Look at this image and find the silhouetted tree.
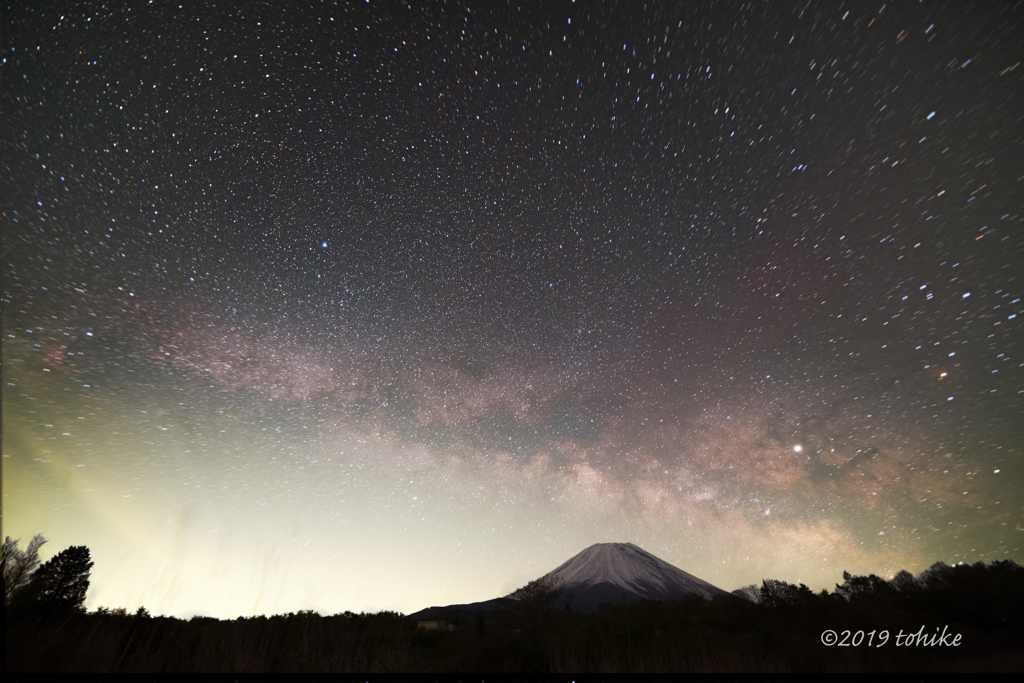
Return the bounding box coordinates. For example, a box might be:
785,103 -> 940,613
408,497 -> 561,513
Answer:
3,534 -> 48,606
20,545 -> 94,615
758,579 -> 816,609
916,561 -> 954,591
890,569 -> 919,595
731,584 -> 761,603
500,575 -> 571,618
834,571 -> 891,601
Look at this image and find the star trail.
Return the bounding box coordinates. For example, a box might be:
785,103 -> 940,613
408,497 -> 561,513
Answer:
3,1 -> 1022,619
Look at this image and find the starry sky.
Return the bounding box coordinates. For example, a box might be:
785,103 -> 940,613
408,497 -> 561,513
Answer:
3,0 -> 1022,619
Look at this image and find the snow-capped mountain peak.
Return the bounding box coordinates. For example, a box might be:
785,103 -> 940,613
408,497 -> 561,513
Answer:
542,542 -> 729,611
408,541 -> 731,619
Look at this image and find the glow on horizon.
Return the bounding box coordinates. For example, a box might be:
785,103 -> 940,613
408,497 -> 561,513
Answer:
4,413 -> 926,619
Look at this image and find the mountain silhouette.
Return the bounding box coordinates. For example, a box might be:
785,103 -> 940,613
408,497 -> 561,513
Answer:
409,542 -> 730,619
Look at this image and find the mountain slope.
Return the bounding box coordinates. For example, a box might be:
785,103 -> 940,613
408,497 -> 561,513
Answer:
543,542 -> 730,613
409,542 -> 730,619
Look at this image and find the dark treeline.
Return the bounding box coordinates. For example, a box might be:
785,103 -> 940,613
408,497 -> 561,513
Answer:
5,551 -> 1024,673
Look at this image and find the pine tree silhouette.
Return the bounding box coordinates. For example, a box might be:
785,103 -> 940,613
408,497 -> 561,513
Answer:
22,545 -> 94,615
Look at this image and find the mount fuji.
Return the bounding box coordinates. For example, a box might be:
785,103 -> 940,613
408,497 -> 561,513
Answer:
541,542 -> 731,613
409,542 -> 731,619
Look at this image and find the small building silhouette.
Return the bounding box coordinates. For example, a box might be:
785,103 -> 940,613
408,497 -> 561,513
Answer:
416,619 -> 455,631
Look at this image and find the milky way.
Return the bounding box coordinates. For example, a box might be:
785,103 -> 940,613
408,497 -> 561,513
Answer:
3,1 -> 1022,618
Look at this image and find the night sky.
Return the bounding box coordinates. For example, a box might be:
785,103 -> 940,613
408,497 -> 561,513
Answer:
3,1 -> 1022,619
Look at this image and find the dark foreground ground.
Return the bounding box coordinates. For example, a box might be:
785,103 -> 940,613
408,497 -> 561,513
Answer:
7,560 -> 1024,674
